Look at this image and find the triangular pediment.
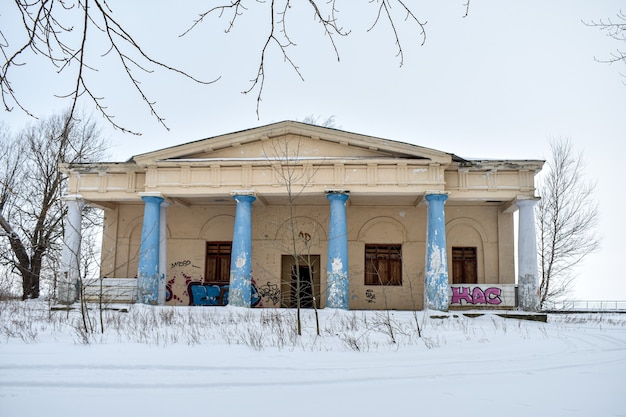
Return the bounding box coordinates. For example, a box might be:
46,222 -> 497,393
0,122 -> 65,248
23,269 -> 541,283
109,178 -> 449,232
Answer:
131,121 -> 453,166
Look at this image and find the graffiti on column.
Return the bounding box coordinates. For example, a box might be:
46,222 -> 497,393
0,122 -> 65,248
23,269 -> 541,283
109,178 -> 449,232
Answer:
365,289 -> 376,303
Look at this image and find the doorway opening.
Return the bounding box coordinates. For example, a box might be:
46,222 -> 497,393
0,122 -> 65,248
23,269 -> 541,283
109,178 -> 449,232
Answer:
281,255 -> 321,308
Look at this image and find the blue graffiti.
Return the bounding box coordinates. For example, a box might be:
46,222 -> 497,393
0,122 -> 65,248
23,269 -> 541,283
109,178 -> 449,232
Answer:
187,282 -> 261,307
188,283 -> 222,306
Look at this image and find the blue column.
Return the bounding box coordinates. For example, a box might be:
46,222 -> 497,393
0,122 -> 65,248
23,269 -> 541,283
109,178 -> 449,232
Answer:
424,192 -> 449,311
137,195 -> 164,305
516,198 -> 539,311
157,201 -> 169,306
228,193 -> 256,307
326,191 -> 350,309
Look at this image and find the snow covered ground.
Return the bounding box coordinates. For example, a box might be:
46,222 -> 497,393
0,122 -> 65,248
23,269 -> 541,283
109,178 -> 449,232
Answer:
1,301 -> 625,417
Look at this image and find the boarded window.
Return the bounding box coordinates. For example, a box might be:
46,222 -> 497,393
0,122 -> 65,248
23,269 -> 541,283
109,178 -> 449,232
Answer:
365,244 -> 402,286
452,247 -> 477,284
205,242 -> 232,284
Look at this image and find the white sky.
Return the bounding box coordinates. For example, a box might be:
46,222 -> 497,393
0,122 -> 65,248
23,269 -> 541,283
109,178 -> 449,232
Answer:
2,1 -> 625,300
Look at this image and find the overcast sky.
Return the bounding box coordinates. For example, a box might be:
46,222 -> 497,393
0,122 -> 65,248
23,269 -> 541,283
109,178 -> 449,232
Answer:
2,1 -> 625,300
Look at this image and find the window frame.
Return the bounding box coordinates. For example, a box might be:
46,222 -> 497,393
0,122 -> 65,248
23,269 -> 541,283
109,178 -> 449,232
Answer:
205,241 -> 232,285
364,244 -> 403,286
451,246 -> 478,284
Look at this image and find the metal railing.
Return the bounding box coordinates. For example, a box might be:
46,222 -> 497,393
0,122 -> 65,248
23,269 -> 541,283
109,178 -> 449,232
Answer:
547,300 -> 626,312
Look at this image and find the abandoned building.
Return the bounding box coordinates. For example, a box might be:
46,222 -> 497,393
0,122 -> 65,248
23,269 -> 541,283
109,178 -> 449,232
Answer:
57,121 -> 543,311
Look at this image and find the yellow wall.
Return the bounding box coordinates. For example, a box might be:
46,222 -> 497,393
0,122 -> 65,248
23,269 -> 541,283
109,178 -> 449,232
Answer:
101,201 -> 512,310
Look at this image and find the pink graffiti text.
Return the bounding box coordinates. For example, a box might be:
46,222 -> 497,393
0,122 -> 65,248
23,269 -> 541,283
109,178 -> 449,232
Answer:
451,286 -> 502,305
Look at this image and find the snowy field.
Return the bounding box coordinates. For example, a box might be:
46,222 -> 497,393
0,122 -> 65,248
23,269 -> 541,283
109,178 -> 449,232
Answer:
1,301 -> 625,417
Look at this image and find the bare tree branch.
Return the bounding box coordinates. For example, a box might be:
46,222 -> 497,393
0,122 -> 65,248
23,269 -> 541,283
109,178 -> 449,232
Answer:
184,1 -> 426,116
583,10 -> 626,83
367,0 -> 427,67
4,1 -> 430,131
0,111 -> 107,299
536,138 -> 600,308
2,1 -> 218,134
462,1 -> 471,18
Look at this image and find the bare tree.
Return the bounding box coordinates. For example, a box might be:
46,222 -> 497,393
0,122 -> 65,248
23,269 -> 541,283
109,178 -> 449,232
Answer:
0,112 -> 107,299
301,115 -> 337,128
584,11 -> 626,83
262,135 -> 322,336
536,138 -> 599,308
2,1 -> 429,133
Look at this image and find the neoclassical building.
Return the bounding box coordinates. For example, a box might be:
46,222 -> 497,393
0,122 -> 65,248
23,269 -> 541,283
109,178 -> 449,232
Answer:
58,121 -> 543,311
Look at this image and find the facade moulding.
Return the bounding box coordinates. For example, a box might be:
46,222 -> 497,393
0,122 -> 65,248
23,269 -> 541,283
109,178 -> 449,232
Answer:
56,121 -> 545,312
138,191 -> 165,199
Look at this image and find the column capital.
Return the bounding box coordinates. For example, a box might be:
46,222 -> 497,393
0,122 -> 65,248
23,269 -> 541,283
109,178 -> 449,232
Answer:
425,191 -> 449,204
139,191 -> 164,199
61,194 -> 83,202
515,197 -> 539,208
325,189 -> 350,195
230,189 -> 256,197
231,194 -> 256,205
325,190 -> 350,204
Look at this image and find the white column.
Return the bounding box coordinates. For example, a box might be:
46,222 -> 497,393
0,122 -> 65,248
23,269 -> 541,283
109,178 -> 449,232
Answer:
57,195 -> 84,304
516,198 -> 539,311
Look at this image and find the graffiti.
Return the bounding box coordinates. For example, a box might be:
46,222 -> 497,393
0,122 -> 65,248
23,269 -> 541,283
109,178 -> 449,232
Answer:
258,281 -> 281,305
166,272 -> 264,307
166,272 -> 196,304
365,289 -> 376,303
184,280 -> 262,307
165,277 -> 174,302
188,282 -> 223,306
170,260 -> 191,268
450,286 -> 502,305
298,231 -> 311,242
250,278 -> 262,308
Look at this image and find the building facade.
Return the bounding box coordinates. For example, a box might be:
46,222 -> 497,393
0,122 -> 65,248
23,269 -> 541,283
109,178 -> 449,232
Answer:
58,121 -> 543,311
